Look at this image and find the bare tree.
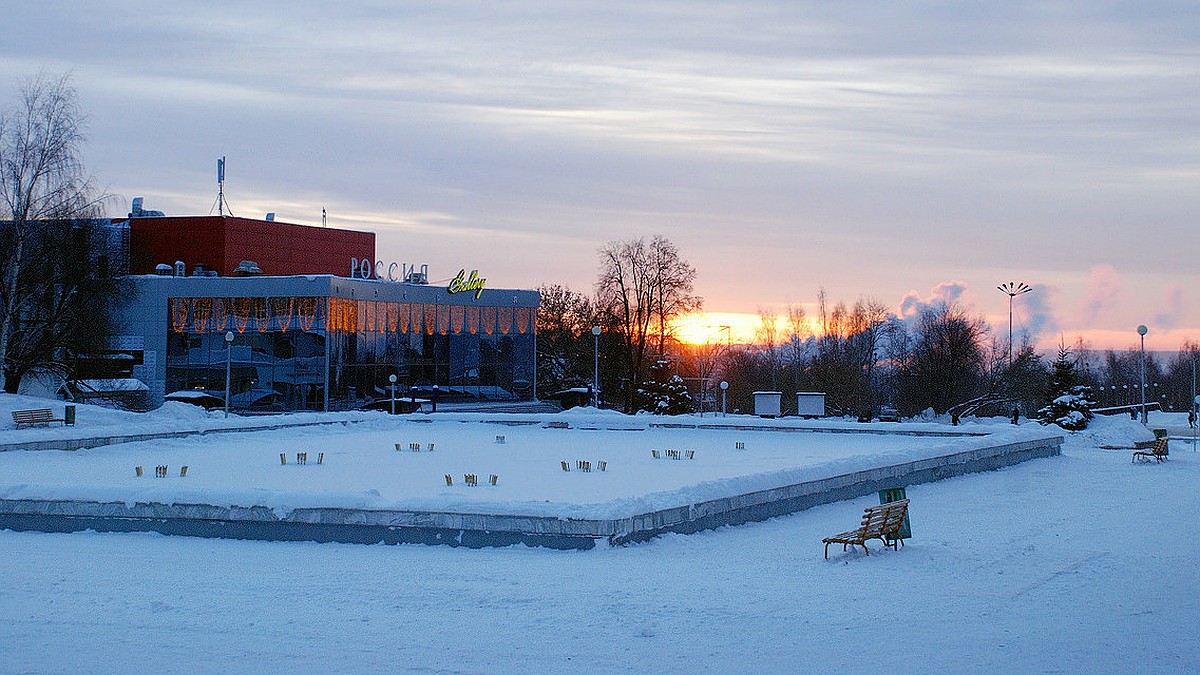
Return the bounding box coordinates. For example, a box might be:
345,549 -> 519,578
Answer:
594,236 -> 701,412
894,302 -> 989,415
784,303 -> 811,394
1164,341 -> 1199,412
756,307 -> 781,390
1,73 -> 108,391
534,284 -> 595,395
648,236 -> 701,354
805,290 -> 890,416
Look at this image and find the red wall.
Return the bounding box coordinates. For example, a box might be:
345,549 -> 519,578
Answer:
128,216 -> 375,276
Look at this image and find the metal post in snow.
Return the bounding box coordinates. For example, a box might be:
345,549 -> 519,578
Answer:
224,331 -> 234,418
1138,325 -> 1148,424
389,374 -> 397,415
592,325 -> 601,408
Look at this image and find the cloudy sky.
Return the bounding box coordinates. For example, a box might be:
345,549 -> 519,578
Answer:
4,2 -> 1198,350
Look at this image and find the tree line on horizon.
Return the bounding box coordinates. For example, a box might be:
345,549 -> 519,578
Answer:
541,243 -> 1200,421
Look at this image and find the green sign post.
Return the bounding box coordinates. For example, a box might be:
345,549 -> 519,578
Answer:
879,487 -> 912,540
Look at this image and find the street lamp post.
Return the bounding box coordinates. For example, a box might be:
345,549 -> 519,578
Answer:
591,325 -> 601,408
1138,325 -> 1148,424
720,380 -> 728,417
997,282 -> 1033,369
224,331 -> 234,418
389,374 -> 397,415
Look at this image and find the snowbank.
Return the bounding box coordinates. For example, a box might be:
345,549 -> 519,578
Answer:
1078,414 -> 1156,448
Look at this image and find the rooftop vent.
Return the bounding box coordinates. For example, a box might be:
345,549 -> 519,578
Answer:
232,260 -> 264,276
129,197 -> 165,218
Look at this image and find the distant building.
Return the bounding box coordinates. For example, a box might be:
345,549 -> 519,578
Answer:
101,201 -> 537,411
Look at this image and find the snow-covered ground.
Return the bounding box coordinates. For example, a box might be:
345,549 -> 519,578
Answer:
1,393 -> 1070,520
0,402 -> 1060,520
1,397 -> 1197,672
0,392 -> 379,444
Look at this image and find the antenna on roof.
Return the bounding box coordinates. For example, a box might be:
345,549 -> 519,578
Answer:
212,156 -> 234,216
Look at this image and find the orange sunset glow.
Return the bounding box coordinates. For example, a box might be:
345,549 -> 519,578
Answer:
671,312 -> 802,345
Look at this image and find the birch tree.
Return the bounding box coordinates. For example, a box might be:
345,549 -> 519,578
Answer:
1,74 -> 107,391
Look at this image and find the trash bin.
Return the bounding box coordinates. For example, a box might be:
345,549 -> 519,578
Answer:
879,487 -> 912,540
64,405 -> 76,426
1152,428 -> 1167,440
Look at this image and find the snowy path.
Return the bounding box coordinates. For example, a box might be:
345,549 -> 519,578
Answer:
2,436 -> 1197,673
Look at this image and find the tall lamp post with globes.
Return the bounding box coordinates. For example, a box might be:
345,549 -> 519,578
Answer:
591,325 -> 602,408
223,331 -> 234,418
720,380 -> 728,417
997,282 -> 1033,369
1137,325 -> 1148,424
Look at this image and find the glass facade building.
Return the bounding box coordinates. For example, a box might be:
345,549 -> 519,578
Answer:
115,275 -> 538,412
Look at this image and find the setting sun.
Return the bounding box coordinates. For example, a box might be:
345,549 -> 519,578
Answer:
672,311 -> 827,345
671,313 -> 764,345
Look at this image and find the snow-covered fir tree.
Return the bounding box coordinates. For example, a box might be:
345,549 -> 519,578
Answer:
1037,343 -> 1095,431
636,359 -> 693,415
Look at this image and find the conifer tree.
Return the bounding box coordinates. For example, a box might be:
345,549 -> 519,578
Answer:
1037,343 -> 1094,431
636,359 -> 692,415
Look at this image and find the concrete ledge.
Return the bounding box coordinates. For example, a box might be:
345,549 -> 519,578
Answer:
0,434 -> 1062,550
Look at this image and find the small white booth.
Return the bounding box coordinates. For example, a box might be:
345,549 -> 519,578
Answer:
796,392 -> 826,418
753,391 -> 782,418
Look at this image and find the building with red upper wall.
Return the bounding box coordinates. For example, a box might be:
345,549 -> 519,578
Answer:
127,215 -> 375,277
93,201 -> 538,413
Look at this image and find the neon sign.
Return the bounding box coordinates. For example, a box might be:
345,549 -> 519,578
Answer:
447,269 -> 487,299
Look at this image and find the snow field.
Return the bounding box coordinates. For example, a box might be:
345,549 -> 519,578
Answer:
0,415 -> 1049,521
1,431 -> 1197,673
1,394 -> 1192,672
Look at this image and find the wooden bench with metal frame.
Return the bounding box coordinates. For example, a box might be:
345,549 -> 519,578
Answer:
12,408 -> 64,428
823,499 -> 910,559
1132,437 -> 1169,463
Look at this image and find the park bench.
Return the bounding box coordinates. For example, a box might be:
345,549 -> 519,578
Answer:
823,499 -> 910,559
1132,437 -> 1169,463
12,408 -> 64,428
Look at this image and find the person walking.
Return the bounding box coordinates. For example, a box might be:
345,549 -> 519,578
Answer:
1189,409 -> 1196,429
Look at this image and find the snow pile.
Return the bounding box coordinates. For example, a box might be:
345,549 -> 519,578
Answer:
1076,414 -> 1155,448
0,392 -> 379,442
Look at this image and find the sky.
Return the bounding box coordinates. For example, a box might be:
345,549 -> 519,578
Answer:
3,2 -> 1198,350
